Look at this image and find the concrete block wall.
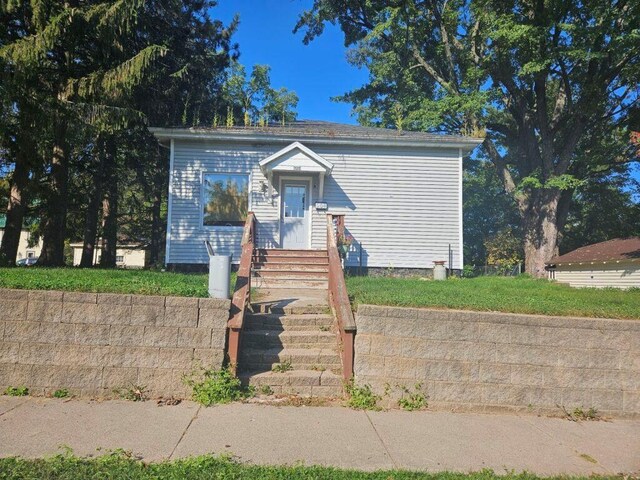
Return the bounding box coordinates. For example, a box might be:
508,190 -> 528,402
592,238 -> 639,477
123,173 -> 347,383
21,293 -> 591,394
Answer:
0,289 -> 230,398
354,305 -> 640,416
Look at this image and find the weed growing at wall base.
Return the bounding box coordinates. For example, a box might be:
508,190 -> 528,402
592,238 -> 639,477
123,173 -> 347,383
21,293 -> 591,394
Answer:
3,386 -> 28,397
345,380 -> 381,410
184,367 -> 253,406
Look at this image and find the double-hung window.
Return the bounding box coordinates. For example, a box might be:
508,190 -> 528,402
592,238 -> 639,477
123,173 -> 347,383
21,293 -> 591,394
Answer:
202,173 -> 249,227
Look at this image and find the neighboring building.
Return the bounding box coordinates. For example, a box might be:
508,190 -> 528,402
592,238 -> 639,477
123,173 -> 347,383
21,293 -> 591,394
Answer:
69,242 -> 150,269
151,120 -> 481,272
0,214 -> 42,262
546,237 -> 640,289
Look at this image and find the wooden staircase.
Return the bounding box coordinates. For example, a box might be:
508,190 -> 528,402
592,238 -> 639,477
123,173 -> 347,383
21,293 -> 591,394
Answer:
238,302 -> 343,397
227,214 -> 355,399
251,249 -> 329,289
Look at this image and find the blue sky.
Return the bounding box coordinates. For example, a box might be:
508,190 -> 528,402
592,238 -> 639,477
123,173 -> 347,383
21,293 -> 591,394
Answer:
213,0 -> 368,124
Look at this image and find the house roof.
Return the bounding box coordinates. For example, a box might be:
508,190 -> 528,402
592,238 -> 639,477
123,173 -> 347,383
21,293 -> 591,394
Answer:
150,120 -> 483,152
547,237 -> 640,265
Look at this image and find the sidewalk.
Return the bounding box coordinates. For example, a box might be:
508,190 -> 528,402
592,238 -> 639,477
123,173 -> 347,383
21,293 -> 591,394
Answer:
0,397 -> 638,476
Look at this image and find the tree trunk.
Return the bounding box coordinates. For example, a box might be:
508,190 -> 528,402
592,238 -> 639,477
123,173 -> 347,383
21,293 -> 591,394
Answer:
38,119 -> 68,267
521,191 -> 561,277
80,135 -> 106,267
100,136 -> 118,268
0,149 -> 30,266
149,148 -> 166,266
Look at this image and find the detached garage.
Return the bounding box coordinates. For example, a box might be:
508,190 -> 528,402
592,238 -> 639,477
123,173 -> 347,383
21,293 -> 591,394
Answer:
546,237 -> 640,289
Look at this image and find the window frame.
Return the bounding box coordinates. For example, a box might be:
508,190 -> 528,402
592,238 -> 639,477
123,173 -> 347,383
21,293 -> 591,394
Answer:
200,170 -> 252,230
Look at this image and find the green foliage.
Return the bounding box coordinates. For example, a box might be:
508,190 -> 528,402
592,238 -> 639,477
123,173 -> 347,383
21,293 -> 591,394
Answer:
184,367 -> 253,406
0,452 -> 614,479
463,158 -> 522,265
397,383 -> 428,411
484,228 -> 523,273
561,406 -> 600,422
0,268 -> 223,297
4,386 -> 28,396
295,0 -> 640,273
345,380 -> 381,410
222,61 -> 298,127
52,389 -> 69,399
272,361 -> 293,373
115,385 -> 147,402
346,275 -> 640,320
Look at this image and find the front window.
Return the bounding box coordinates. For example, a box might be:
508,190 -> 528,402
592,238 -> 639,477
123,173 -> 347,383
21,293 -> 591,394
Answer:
202,173 -> 249,227
115,255 -> 124,263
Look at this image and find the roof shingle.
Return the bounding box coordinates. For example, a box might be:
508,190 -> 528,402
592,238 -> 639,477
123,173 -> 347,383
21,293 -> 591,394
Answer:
548,237 -> 640,264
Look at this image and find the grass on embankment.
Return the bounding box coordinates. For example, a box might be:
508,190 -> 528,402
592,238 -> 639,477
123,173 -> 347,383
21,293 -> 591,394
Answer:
346,275 -> 640,320
0,268 -> 225,298
0,454 -> 620,480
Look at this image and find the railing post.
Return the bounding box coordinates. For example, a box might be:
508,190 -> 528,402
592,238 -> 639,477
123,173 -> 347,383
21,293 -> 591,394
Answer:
326,213 -> 356,382
226,212 -> 255,375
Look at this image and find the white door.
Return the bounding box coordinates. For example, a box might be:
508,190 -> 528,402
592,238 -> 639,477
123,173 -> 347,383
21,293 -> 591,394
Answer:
281,182 -> 309,249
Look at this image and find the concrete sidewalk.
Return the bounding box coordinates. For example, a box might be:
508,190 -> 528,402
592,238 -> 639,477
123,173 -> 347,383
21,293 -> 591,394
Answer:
0,397 -> 638,476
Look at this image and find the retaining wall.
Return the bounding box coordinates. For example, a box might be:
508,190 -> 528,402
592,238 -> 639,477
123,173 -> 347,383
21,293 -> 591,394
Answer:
0,288 -> 229,398
354,305 -> 640,416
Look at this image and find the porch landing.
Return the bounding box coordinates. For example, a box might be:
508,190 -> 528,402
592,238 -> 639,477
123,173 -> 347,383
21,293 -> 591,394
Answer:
251,288 -> 329,312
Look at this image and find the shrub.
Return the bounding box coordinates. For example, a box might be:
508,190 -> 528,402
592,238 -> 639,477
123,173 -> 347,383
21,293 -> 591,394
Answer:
184,367 -> 253,406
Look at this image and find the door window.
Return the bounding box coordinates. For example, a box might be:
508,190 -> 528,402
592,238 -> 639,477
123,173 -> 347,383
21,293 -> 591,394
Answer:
284,185 -> 306,218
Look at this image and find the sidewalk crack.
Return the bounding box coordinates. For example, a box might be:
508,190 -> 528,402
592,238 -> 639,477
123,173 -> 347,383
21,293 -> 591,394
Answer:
0,399 -> 29,417
364,411 -> 398,468
169,405 -> 201,460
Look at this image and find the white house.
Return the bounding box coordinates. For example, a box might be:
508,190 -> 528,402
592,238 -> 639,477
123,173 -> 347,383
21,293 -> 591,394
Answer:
151,121 -> 481,272
0,215 -> 42,262
546,237 -> 640,289
69,242 -> 150,269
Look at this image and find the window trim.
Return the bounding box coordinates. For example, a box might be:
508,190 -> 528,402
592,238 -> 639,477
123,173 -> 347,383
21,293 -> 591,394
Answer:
200,170 -> 252,230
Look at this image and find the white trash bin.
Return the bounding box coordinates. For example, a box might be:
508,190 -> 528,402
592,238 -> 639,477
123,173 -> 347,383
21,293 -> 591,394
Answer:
205,241 -> 231,299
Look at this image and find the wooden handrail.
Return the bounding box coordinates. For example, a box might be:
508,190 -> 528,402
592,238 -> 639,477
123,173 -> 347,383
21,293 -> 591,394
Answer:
326,214 -> 356,380
227,212 -> 255,373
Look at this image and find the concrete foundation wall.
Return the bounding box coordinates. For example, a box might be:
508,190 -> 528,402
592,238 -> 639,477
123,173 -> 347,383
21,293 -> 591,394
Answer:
354,305 -> 640,416
0,288 -> 230,398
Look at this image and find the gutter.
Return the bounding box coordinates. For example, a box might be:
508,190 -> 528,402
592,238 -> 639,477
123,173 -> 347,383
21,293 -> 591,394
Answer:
148,127 -> 483,153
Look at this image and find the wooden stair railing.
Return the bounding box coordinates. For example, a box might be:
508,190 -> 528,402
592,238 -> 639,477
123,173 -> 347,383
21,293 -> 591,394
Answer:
326,214 -> 357,380
227,212 -> 255,374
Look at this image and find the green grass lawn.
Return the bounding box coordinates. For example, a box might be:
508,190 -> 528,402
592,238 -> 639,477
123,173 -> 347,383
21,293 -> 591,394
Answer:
0,454 -> 619,480
0,268 -> 229,298
346,275 -> 640,320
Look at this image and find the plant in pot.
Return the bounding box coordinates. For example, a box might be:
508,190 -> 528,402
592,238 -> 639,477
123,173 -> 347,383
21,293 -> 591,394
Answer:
337,233 -> 353,258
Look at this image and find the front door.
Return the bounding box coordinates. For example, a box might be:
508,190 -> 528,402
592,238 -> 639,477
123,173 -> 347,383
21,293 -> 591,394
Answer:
281,181 -> 309,249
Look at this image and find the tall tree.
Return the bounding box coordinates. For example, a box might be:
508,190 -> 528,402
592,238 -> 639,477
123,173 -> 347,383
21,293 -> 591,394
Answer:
296,0 -> 640,276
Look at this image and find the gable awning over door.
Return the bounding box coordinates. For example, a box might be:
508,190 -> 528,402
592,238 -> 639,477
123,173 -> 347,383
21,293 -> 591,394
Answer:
259,142 -> 333,199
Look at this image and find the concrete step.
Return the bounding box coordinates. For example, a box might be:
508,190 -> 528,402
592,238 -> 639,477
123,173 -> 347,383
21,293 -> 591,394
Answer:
244,313 -> 334,330
243,330 -> 336,348
254,249 -> 328,257
252,270 -> 329,279
240,370 -> 343,397
239,348 -> 342,371
253,263 -> 329,272
253,256 -> 329,265
251,277 -> 328,290
250,304 -> 330,315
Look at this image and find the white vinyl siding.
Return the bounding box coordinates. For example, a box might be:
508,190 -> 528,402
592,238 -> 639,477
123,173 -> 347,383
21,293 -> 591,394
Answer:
552,263 -> 640,289
167,140 -> 463,269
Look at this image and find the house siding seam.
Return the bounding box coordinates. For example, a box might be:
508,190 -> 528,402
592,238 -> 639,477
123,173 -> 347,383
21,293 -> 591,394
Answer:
167,140 -> 463,269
